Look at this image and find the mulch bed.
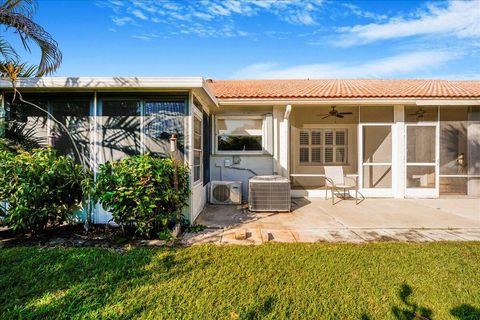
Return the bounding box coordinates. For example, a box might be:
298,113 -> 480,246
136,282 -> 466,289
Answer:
0,224 -> 170,251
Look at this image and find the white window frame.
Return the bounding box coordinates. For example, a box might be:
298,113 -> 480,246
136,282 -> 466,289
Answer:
214,114 -> 271,155
192,108 -> 203,185
298,128 -> 348,165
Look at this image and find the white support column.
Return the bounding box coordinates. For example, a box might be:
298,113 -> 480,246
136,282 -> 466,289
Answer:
393,105 -> 405,198
273,105 -> 291,177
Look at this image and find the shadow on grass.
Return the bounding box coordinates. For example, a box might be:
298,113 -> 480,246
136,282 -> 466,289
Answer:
0,247 -> 193,319
242,295 -> 277,320
391,283 -> 432,320
451,304 -> 480,320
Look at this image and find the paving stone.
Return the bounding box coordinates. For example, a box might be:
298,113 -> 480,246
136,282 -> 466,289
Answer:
235,229 -> 247,240
260,229 -> 296,243
221,229 -> 261,245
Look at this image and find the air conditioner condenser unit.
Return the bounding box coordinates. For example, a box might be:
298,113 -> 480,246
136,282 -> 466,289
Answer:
209,181 -> 242,205
248,175 -> 291,212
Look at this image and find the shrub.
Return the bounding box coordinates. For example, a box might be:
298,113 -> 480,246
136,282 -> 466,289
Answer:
93,155 -> 190,237
0,148 -> 90,233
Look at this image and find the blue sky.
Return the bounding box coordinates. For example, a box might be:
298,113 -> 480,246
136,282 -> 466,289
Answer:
11,0 -> 480,79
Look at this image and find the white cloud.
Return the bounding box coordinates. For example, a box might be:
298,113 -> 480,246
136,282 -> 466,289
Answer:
111,16 -> 133,26
131,9 -> 147,20
341,3 -> 387,21
336,0 -> 480,47
231,50 -> 459,79
99,0 -> 326,37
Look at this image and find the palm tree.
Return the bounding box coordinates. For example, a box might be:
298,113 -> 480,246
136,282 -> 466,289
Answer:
0,0 -> 62,76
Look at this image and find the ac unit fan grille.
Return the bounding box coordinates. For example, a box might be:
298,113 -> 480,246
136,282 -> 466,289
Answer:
213,184 -> 231,203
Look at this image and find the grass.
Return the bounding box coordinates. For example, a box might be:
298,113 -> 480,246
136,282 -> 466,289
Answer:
1,243 -> 479,319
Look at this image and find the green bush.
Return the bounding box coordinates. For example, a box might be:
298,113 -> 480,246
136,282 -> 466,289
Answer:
93,155 -> 190,237
0,148 -> 90,233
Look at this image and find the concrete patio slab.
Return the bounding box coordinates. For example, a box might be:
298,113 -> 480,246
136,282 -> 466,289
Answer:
447,229 -> 480,241
416,229 -> 466,241
188,198 -> 480,244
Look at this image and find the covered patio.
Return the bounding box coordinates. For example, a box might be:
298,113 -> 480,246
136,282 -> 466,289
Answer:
184,198 -> 480,244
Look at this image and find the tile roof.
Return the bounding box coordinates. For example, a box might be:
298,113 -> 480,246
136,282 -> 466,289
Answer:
208,79 -> 480,99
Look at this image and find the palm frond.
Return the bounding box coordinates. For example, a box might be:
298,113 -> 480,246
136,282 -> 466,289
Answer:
0,37 -> 18,60
0,61 -> 37,79
0,10 -> 61,75
0,0 -> 36,17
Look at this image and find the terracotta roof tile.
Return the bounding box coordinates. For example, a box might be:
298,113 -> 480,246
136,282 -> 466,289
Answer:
208,79 -> 480,99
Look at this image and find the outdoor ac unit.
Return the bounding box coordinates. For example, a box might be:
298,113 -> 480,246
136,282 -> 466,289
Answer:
249,175 -> 291,212
210,181 -> 242,205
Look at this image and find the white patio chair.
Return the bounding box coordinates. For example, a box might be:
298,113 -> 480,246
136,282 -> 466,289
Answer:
324,166 -> 364,205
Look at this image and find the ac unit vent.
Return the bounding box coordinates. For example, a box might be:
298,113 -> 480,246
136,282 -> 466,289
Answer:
248,175 -> 291,212
210,181 -> 242,205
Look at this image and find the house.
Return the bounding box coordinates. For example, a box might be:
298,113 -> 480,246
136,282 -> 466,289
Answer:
1,77 -> 479,223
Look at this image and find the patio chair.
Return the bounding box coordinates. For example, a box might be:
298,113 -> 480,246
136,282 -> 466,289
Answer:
324,166 -> 364,205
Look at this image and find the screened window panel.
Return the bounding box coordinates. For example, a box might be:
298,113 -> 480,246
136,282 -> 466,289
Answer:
299,147 -> 309,163
360,106 -> 393,123
101,100 -> 141,163
406,166 -> 436,188
143,99 -> 186,157
51,100 -> 90,165
407,126 -> 436,163
299,131 -> 309,145
405,106 -> 438,122
362,126 -> 392,163
7,99 -> 49,149
363,165 -> 392,188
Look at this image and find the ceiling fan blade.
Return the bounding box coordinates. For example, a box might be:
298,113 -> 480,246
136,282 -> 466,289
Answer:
338,112 -> 353,115
336,114 -> 344,118
321,115 -> 330,119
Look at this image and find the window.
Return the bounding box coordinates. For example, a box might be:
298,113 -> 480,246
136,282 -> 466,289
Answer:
193,115 -> 202,183
215,116 -> 266,153
299,129 -> 347,165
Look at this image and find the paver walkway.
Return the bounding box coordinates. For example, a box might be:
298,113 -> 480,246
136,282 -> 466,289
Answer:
183,198 -> 480,245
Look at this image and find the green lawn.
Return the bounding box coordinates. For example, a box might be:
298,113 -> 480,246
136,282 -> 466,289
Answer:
1,243 -> 479,319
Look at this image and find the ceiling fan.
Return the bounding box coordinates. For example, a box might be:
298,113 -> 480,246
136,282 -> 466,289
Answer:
408,107 -> 432,120
318,106 -> 353,119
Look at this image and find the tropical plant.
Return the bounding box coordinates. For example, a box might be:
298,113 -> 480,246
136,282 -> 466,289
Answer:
0,0 -> 62,76
0,148 -> 90,233
93,155 -> 190,237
